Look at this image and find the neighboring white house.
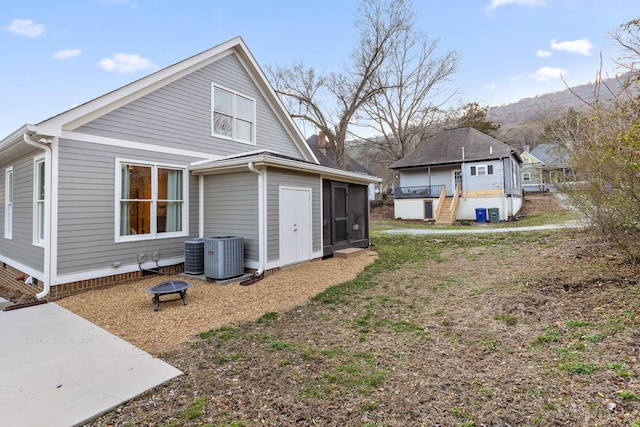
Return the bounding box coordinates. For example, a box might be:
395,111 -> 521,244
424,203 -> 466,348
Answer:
0,37 -> 380,300
390,127 -> 523,223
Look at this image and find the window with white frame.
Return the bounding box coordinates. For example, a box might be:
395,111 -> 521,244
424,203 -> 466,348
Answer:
4,166 -> 13,239
34,158 -> 45,245
212,84 -> 255,143
470,165 -> 494,176
522,172 -> 531,181
117,160 -> 186,240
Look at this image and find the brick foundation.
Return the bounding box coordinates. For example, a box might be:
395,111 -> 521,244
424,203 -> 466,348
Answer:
0,262 -> 44,296
0,262 -> 184,301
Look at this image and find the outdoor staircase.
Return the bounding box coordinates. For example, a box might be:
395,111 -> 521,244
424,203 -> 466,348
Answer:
435,183 -> 461,226
435,197 -> 456,225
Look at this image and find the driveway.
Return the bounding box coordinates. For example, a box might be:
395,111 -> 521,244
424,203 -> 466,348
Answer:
0,299 -> 182,427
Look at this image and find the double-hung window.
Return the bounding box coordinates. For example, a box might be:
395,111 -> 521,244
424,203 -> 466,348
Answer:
4,166 -> 13,239
470,165 -> 494,176
117,160 -> 187,241
212,84 -> 255,144
522,172 -> 531,181
34,158 -> 45,245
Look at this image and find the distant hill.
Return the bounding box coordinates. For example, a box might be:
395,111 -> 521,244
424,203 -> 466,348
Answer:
487,74 -> 627,131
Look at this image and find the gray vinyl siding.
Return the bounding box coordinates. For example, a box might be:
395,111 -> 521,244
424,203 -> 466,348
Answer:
56,139 -> 200,274
0,151 -> 45,271
266,168 -> 321,262
76,53 -> 304,160
202,172 -> 259,264
465,160 -> 503,192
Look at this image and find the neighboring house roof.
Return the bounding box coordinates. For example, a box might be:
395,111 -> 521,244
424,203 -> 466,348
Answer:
0,36 -> 318,165
390,126 -> 521,169
520,151 -> 544,165
305,134 -> 372,175
529,143 -> 570,166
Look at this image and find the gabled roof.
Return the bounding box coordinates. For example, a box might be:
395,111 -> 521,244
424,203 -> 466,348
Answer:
1,36 -> 317,164
390,126 -> 521,169
520,151 -> 544,165
530,143 -> 569,166
306,134 -> 372,175
190,149 -> 381,186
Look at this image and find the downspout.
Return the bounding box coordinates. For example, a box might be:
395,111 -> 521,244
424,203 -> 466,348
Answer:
198,175 -> 204,238
247,162 -> 265,276
23,132 -> 52,299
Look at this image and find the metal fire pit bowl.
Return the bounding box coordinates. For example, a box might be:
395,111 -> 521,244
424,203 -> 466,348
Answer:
147,280 -> 192,311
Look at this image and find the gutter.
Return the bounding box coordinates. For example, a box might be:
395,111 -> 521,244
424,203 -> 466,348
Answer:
22,132 -> 53,299
247,162 -> 265,277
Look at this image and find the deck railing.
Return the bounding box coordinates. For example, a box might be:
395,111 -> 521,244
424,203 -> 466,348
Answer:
393,185 -> 445,199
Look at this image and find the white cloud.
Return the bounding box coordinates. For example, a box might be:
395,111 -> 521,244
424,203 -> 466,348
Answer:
52,49 -> 82,60
531,66 -> 566,82
550,38 -> 595,56
488,0 -> 545,10
536,49 -> 552,58
3,18 -> 45,38
98,53 -> 158,74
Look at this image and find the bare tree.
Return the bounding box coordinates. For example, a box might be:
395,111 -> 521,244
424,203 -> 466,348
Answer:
358,30 -> 460,162
266,0 -> 417,170
566,19 -> 640,262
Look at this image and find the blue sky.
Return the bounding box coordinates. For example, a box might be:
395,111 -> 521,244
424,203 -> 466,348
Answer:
1,0 -> 637,138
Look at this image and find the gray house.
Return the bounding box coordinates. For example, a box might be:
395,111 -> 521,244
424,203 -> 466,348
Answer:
529,143 -> 572,192
390,127 -> 523,223
0,37 -> 379,300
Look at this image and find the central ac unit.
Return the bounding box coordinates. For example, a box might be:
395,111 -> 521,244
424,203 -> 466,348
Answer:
184,238 -> 205,275
204,236 -> 244,280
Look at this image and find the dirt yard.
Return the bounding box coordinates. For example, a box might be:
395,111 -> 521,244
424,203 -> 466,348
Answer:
3,194 -> 640,426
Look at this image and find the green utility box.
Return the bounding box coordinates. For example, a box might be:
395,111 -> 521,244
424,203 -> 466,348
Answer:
488,208 -> 500,223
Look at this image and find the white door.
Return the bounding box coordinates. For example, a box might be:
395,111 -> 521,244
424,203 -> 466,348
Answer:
452,169 -> 462,196
279,187 -> 312,265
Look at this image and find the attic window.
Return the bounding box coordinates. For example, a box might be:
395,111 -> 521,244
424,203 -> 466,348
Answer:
470,165 -> 493,176
212,84 -> 255,144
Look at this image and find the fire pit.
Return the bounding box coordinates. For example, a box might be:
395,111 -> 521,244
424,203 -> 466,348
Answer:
147,280 -> 192,311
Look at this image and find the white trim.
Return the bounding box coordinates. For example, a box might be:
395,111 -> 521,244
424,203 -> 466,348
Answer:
50,256 -> 184,286
191,153 -> 381,185
33,155 -> 46,247
61,130 -> 224,161
4,166 -> 13,239
0,254 -> 43,282
114,158 -> 189,242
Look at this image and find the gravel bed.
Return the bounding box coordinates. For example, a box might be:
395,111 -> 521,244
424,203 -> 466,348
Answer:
57,252 -> 376,354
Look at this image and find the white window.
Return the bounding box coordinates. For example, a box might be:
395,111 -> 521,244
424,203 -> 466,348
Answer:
116,160 -> 187,241
34,158 -> 45,246
470,165 -> 494,176
522,172 -> 531,181
212,84 -> 255,144
4,167 -> 13,239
